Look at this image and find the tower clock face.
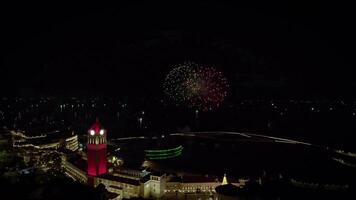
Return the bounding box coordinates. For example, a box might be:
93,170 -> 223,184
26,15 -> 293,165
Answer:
89,129 -> 105,135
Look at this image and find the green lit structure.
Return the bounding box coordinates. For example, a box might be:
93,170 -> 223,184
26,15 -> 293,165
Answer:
145,145 -> 183,160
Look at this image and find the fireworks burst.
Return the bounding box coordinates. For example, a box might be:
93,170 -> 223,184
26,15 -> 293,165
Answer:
163,63 -> 229,111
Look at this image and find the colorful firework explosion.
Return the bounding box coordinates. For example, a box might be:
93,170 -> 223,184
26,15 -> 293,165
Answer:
163,63 -> 229,111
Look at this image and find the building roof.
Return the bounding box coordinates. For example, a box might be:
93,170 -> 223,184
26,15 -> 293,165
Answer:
108,185 -> 123,190
89,119 -> 104,134
98,174 -> 140,186
67,155 -> 87,172
150,170 -> 165,177
140,174 -> 151,183
182,175 -> 219,183
12,129 -> 76,146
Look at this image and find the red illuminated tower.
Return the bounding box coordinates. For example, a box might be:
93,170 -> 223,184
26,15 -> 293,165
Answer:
87,119 -> 107,176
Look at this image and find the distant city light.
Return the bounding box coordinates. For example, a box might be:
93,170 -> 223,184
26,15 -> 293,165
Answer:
90,130 -> 95,136
99,129 -> 104,135
138,117 -> 143,127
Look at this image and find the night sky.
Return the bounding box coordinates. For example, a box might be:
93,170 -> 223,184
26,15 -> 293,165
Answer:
1,1 -> 355,98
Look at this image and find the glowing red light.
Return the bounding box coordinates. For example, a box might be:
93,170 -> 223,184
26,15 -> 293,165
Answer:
87,120 -> 107,176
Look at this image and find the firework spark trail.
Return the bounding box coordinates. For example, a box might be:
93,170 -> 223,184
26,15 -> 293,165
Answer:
163,63 -> 228,111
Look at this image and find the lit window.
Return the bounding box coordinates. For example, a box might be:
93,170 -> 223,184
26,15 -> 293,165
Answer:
90,130 -> 95,135
100,129 -> 104,135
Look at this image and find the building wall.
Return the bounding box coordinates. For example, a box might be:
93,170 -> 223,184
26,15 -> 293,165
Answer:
65,135 -> 78,151
94,177 -> 140,199
166,182 -> 236,193
139,174 -> 167,198
141,181 -> 151,199
87,144 -> 107,176
165,182 -> 181,192
181,182 -> 219,193
62,158 -> 87,184
149,174 -> 166,198
166,180 -> 245,193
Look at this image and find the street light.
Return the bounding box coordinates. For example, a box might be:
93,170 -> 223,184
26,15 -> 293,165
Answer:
138,117 -> 143,128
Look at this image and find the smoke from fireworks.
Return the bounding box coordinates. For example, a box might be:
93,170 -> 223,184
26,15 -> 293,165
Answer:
163,63 -> 228,111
